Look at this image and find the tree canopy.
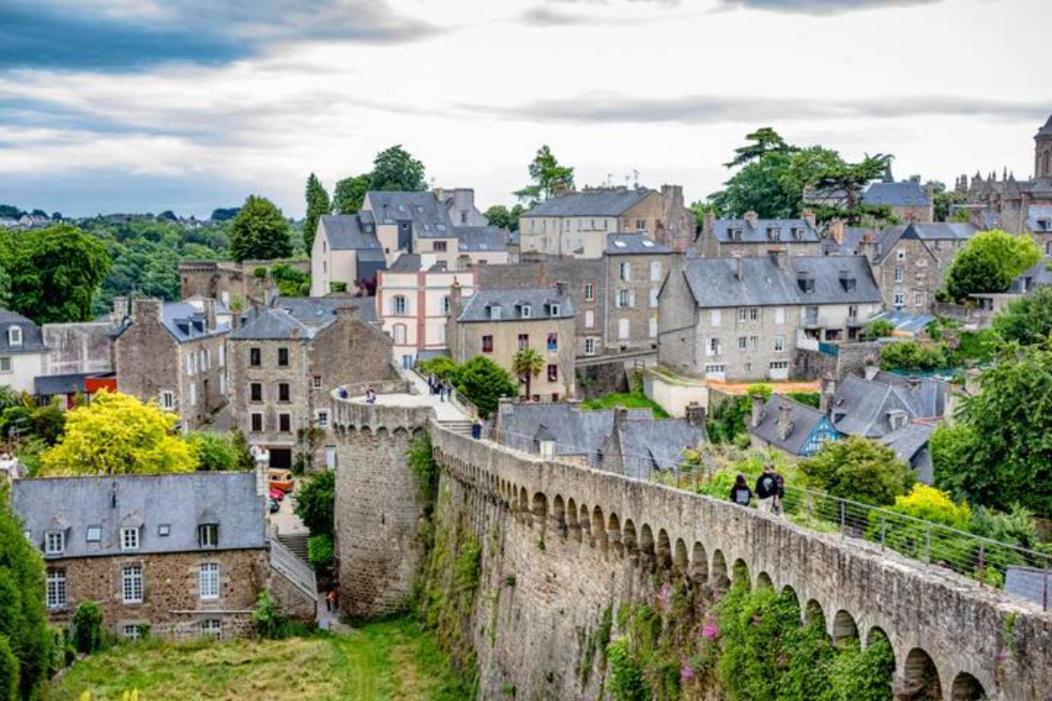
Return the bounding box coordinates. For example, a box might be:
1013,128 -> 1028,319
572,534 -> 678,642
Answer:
447,356 -> 518,418
40,391 -> 196,476
369,145 -> 426,192
992,286 -> 1052,346
799,436 -> 914,506
512,347 -> 545,400
941,229 -> 1040,303
516,145 -> 575,205
303,173 -> 331,253
484,204 -> 523,231
332,174 -> 371,215
294,470 -> 335,537
229,195 -> 293,262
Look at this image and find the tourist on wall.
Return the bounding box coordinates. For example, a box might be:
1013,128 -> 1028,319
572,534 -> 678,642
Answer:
755,463 -> 784,514
730,474 -> 753,507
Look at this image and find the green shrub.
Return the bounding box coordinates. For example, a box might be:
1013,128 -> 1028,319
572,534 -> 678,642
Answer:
307,534 -> 334,570
187,432 -> 241,472
864,319 -> 895,339
0,635 -> 17,701
329,281 -> 348,293
253,266 -> 267,279
418,356 -> 457,380
294,470 -> 335,537
253,591 -> 290,639
879,341 -> 947,372
785,392 -> 820,409
606,637 -> 650,701
71,601 -> 105,654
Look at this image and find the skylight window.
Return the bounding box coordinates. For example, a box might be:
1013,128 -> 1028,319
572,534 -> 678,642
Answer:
642,240 -> 654,248
613,240 -> 627,248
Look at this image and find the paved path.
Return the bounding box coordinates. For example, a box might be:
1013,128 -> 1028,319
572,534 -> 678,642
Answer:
347,371 -> 470,423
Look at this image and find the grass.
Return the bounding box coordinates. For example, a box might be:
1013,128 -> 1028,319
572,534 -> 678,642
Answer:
580,391 -> 670,418
48,618 -> 470,701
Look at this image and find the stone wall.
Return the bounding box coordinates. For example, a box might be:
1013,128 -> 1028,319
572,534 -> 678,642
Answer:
42,321 -> 114,375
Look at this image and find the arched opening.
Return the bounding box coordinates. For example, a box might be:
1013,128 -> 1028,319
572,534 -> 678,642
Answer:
756,571 -> 774,590
566,498 -> 580,541
732,558 -> 750,587
638,523 -> 655,571
592,506 -> 606,550
531,492 -> 548,531
673,538 -> 688,575
519,487 -> 528,515
711,550 -> 729,591
832,610 -> 859,643
781,585 -> 801,613
690,542 -> 708,583
804,599 -> 826,629
552,495 -> 567,538
950,672 -> 986,701
578,503 -> 591,541
656,529 -> 672,571
623,519 -> 639,565
904,648 -> 942,701
607,512 -> 622,556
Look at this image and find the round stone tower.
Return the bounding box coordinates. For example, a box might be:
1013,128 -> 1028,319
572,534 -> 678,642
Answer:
1036,114 -> 1052,178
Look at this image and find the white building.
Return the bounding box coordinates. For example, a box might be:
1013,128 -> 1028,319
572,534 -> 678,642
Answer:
0,309 -> 49,394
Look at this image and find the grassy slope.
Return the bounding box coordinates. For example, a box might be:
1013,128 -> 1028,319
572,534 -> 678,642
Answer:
580,391 -> 671,418
49,619 -> 469,701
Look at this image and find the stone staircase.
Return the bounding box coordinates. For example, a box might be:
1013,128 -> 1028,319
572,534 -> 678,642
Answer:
276,532 -> 310,563
439,419 -> 475,436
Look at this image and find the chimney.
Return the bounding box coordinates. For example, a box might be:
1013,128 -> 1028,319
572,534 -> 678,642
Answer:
768,248 -> 787,271
131,297 -> 163,323
803,209 -> 816,229
555,280 -> 567,297
750,393 -> 765,428
820,373 -> 836,414
907,376 -> 921,393
202,297 -> 217,331
864,362 -> 879,381
703,210 -> 716,237
734,254 -> 744,281
613,406 -> 629,433
828,218 -> 845,246
859,232 -> 877,262
111,296 -> 129,324
685,402 -> 706,428
777,402 -> 793,440
744,210 -> 759,227
335,304 -> 359,324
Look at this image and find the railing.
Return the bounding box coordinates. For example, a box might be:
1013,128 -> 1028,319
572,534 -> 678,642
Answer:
269,535 -> 318,603
408,366 -> 480,420
341,379 -> 411,397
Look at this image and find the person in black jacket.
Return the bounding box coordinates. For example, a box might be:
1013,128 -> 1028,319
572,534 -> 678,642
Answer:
729,474 -> 753,507
755,463 -> 784,514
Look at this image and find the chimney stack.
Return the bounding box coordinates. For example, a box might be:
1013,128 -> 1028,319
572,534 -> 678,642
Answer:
829,218 -> 845,246
131,297 -> 163,323
750,394 -> 765,428
555,280 -> 567,298
111,297 -> 129,324
744,210 -> 759,227
820,372 -> 836,414
777,401 -> 793,440
803,209 -> 816,229
202,297 -> 217,332
768,248 -> 787,271
703,210 -> 716,237
734,254 -> 744,281
864,362 -> 879,381
685,402 -> 706,428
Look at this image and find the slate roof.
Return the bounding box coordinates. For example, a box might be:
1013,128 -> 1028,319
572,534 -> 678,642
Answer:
614,416 -> 705,479
0,308 -> 47,354
34,372 -> 97,396
749,395 -> 828,456
821,226 -> 880,256
829,372 -> 946,439
455,226 -> 507,253
879,422 -> 935,482
1009,257 -> 1052,293
863,181 -> 930,207
387,254 -> 447,273
495,403 -> 642,458
231,296 -> 375,340
868,309 -> 936,336
365,191 -> 454,239
712,218 -> 820,244
160,302 -> 230,343
12,472 -> 267,559
456,287 -> 575,322
522,188 -> 650,218
871,222 -> 978,263
1038,114 -> 1052,137
679,255 -> 881,309
1026,205 -> 1052,233
318,215 -> 383,252
606,232 -> 673,255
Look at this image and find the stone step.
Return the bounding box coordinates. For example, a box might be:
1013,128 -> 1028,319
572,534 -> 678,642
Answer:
276,532 -> 310,561
439,420 -> 475,435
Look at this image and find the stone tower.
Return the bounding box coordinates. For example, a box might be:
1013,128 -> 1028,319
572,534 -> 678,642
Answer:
1036,114 -> 1052,178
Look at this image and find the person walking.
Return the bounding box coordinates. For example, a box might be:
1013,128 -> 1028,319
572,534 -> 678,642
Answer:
729,474 -> 753,507
326,589 -> 337,613
755,463 -> 784,514
365,387 -> 376,404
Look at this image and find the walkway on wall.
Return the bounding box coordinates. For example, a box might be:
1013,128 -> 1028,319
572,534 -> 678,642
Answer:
345,370 -> 472,426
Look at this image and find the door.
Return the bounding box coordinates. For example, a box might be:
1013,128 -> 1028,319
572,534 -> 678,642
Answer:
269,448 -> 292,469
326,446 -> 337,470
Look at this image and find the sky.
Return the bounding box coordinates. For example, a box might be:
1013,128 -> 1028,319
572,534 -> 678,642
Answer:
0,0 -> 1049,218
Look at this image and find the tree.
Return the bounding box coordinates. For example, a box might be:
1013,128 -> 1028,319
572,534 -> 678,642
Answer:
447,356 -> 517,418
942,229 -> 1040,303
210,207 -> 240,222
723,126 -> 794,168
332,174 -> 372,214
799,436 -> 914,506
512,347 -> 545,400
4,225 -> 111,323
516,145 -> 574,204
294,470 -> 335,537
992,284 -> 1052,346
808,153 -> 894,224
369,145 -> 426,192
229,195 -> 292,262
0,495 -> 51,700
39,391 -> 196,476
186,432 -> 242,472
931,346 -> 1052,515
484,204 -> 523,231
303,173 -> 331,253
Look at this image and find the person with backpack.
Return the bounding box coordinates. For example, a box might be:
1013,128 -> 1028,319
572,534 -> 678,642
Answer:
755,463 -> 784,514
729,474 -> 753,507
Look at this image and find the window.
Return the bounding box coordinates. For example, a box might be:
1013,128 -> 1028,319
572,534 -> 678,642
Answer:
584,283 -> 595,301
201,349 -> 209,371
547,333 -> 558,352
250,383 -> 263,402
200,619 -> 223,639
735,307 -> 759,321
894,291 -> 906,308
648,317 -> 657,339
649,288 -> 658,308
392,324 -> 407,345
704,364 -> 726,376
7,326 -> 21,347
897,249 -> 906,261
710,310 -> 721,327
160,390 -> 175,410
482,335 -> 493,353
158,524 -> 171,537
279,414 -> 291,433
187,353 -> 196,376
584,337 -> 597,356
547,364 -> 558,382
45,530 -> 65,555
46,569 -> 66,609
122,624 -> 142,640
220,373 -> 227,396
317,410 -> 330,428
0,357 -> 9,373
738,336 -> 747,351
914,291 -> 926,307
584,310 -> 594,328
770,361 -> 789,370
313,376 -> 322,390
650,261 -> 662,282
707,338 -> 722,356
749,335 -> 759,351
198,524 -> 219,548
121,527 -> 139,552
617,318 -> 630,340
636,219 -> 646,231
520,304 -> 532,319
219,345 -> 225,367
849,305 -> 859,320
392,295 -> 408,316
278,383 -> 290,402
250,413 -> 263,433
199,563 -> 220,600
442,296 -> 451,315
122,565 -> 143,604
517,334 -> 529,350
767,226 -> 781,241
894,266 -> 904,283
277,348 -> 289,367
86,525 -> 101,542
774,307 -> 785,324
488,304 -> 502,320
249,348 -> 261,367
433,241 -> 447,252
620,263 -> 631,282
550,304 -> 560,316
188,383 -> 196,407
774,335 -> 786,352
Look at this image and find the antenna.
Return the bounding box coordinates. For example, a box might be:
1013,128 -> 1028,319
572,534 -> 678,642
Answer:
633,169 -> 640,188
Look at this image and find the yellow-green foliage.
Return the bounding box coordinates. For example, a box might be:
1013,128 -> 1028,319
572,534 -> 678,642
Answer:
40,391 -> 195,476
889,485 -> 971,529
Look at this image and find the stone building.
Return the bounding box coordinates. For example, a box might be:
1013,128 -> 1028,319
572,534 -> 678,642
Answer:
603,233 -> 673,353
695,211 -> 822,258
41,320 -> 114,376
228,296 -> 394,469
862,180 -> 934,223
748,393 -> 840,457
658,253 -> 882,382
179,259 -> 310,311
448,284 -> 577,401
433,187 -> 488,227
864,222 -> 977,312
0,308 -> 48,394
12,472 -> 271,640
518,185 -> 694,257
113,297 -> 230,430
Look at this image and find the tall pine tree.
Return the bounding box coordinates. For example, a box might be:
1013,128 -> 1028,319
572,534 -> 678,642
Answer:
303,173 -> 331,253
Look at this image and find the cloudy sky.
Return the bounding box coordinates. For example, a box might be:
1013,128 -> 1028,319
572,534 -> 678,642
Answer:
1,0 -> 1049,218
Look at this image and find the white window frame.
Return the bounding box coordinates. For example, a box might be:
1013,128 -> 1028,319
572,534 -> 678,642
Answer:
122,624 -> 142,640
617,318 -> 630,340
584,283 -> 595,301
649,261 -> 662,282
122,564 -> 144,604
187,353 -> 196,376
200,618 -> 223,639
86,525 -> 102,542
46,569 -> 66,609
45,530 -> 65,555
199,523 -> 219,548
0,356 -> 10,373
392,295 -> 408,316
188,382 -> 196,407
710,310 -> 721,327
649,288 -> 658,309
894,291 -> 906,307
317,410 -> 330,428
7,326 -> 22,347
774,307 -> 785,325
584,337 -> 597,356
774,335 -> 786,353
648,317 -> 658,339
620,262 -> 631,282
520,304 -> 532,319
199,563 -> 220,601
121,527 -> 139,552
894,266 -> 904,283
313,376 -> 323,390
219,373 -> 227,396
219,345 -> 226,367
550,304 -> 560,316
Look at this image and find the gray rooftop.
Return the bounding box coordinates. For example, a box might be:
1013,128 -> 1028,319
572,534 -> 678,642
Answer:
456,287 -> 575,322
318,215 -> 383,252
679,255 -> 881,309
606,232 -> 673,255
1009,257 -> 1052,294
863,181 -> 930,207
522,188 -> 650,218
749,395 -> 828,456
830,372 -> 946,439
613,415 -> 705,479
455,226 -> 508,253
387,254 -> 447,273
712,218 -> 820,244
873,222 -> 978,262
231,296 -> 375,340
12,472 -> 267,559
879,422 -> 935,482
0,308 -> 47,354
495,403 -> 639,459
1027,205 -> 1052,233
160,302 -> 230,343
365,191 -> 454,239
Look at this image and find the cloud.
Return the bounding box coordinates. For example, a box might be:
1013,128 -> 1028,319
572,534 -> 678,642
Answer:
715,0 -> 943,15
0,0 -> 442,70
465,93 -> 1050,125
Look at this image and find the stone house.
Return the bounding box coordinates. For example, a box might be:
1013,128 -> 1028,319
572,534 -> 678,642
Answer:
658,253 -> 882,382
604,233 -> 673,354
376,254 -> 476,368
228,297 -> 393,469
518,185 -> 693,257
748,393 -> 840,457
596,407 -> 705,480
695,211 -> 822,258
12,472 -> 272,640
0,308 -> 48,394
448,284 -> 577,401
433,187 -> 488,227
453,225 -> 510,268
112,298 -> 230,430
1026,206 -> 1052,255
862,181 -> 934,223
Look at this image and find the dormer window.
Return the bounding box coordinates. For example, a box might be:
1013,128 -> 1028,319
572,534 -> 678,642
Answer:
550,304 -> 560,316
839,272 -> 856,292
729,227 -> 743,241
520,304 -> 532,319
792,227 -> 804,241
488,304 -> 502,320
86,526 -> 102,542
121,527 -> 139,551
797,273 -> 815,293
767,227 -> 781,241
45,530 -> 65,555
7,326 -> 21,347
198,523 -> 219,548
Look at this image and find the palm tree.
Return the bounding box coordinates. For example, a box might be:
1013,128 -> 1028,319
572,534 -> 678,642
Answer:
512,347 -> 545,401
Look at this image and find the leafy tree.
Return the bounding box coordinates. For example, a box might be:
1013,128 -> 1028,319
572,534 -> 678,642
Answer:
186,432 -> 242,472
878,341 -> 947,371
294,470 -> 335,537
942,229 -> 1040,302
929,180 -> 965,222
799,436 -> 914,506
229,429 -> 254,471
332,174 -> 372,215
863,319 -> 895,339
809,153 -> 893,223
210,207 -> 240,222
931,346 -> 1052,514
71,602 -> 105,654
307,534 -> 334,570
0,204 -> 22,218
516,145 -> 575,204
369,145 -> 426,192
483,204 -> 524,231
229,195 -> 292,262
992,286 -> 1052,346
4,225 -> 111,323
723,126 -> 793,168
706,396 -> 751,446
887,484 -> 972,529
0,494 -> 51,700
512,347 -> 545,400
40,391 -> 195,476
417,356 -> 457,379
303,173 -> 331,253
270,263 -> 310,297
447,356 -> 517,418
